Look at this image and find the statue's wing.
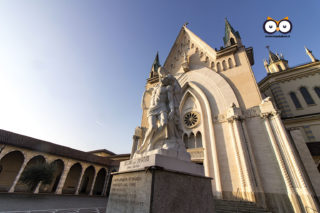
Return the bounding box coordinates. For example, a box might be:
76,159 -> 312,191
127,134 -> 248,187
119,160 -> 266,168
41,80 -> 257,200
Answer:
141,87 -> 154,110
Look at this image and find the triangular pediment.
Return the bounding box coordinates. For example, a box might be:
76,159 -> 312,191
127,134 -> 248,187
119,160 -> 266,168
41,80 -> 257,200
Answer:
163,26 -> 217,75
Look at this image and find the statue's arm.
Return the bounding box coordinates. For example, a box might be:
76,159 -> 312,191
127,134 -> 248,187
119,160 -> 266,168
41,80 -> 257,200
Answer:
167,85 -> 174,119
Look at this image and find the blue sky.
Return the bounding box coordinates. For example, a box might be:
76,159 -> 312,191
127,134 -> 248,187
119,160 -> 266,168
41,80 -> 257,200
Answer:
0,0 -> 319,154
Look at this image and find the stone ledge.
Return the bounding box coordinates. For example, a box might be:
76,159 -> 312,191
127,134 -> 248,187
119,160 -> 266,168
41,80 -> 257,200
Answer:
119,154 -> 204,176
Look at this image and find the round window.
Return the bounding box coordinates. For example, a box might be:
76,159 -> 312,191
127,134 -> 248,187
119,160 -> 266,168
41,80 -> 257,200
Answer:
184,111 -> 200,128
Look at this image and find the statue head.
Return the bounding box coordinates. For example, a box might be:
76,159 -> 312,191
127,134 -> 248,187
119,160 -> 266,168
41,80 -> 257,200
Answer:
157,66 -> 168,81
161,76 -> 171,86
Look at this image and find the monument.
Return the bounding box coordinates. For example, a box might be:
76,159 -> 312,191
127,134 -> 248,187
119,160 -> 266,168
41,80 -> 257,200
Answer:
106,67 -> 215,213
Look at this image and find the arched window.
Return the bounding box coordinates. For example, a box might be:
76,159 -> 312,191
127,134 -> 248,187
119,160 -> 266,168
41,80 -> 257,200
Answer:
230,38 -> 235,45
196,132 -> 203,148
228,58 -> 233,69
300,87 -> 315,105
211,62 -> 215,69
222,60 -> 227,71
290,92 -> 302,109
183,134 -> 188,149
277,64 -> 282,71
314,87 -> 320,98
188,133 -> 195,149
217,62 -> 221,72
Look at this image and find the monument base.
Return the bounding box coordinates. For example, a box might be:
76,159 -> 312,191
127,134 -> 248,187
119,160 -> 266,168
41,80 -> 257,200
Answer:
106,167 -> 215,213
119,153 -> 204,176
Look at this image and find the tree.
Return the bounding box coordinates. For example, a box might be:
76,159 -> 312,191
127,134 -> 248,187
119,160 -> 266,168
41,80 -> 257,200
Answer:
20,162 -> 56,192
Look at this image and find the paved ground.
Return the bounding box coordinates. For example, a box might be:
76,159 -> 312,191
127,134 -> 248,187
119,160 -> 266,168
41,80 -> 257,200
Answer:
0,194 -> 107,213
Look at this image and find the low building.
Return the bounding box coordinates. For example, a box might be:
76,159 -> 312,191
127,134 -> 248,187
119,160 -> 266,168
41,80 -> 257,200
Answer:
0,129 -> 129,195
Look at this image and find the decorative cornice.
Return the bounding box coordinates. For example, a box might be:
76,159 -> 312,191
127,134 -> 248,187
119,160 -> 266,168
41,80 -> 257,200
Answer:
260,110 -> 279,119
258,61 -> 320,89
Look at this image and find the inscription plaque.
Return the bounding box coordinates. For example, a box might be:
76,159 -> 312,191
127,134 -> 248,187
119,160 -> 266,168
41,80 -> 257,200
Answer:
106,172 -> 152,213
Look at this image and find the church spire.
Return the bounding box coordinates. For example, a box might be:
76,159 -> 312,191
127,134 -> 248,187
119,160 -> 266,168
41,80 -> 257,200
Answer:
266,46 -> 280,63
264,46 -> 289,74
305,46 -> 318,62
148,52 -> 161,83
223,18 -> 241,47
149,52 -> 161,78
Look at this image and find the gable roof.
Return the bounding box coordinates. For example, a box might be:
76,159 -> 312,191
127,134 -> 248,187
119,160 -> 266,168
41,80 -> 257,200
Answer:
163,25 -> 217,71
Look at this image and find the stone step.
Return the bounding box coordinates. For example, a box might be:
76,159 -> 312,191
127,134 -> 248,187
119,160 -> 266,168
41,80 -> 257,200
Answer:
215,200 -> 256,205
214,199 -> 271,213
216,211 -> 271,213
216,208 -> 270,212
215,204 -> 266,210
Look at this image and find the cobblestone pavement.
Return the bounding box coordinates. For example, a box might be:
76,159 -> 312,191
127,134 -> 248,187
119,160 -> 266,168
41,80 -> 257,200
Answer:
0,194 -> 107,213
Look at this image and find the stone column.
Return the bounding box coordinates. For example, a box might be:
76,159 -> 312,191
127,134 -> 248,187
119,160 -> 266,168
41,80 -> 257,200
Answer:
227,104 -> 256,201
261,112 -> 302,213
227,117 -> 245,199
75,168 -> 86,195
9,156 -> 30,193
232,119 -> 256,202
240,121 -> 267,208
271,114 -> 320,212
289,127 -> 320,198
89,172 -> 98,196
55,162 -> 72,194
0,145 -> 7,159
33,181 -> 42,194
101,170 -> 109,196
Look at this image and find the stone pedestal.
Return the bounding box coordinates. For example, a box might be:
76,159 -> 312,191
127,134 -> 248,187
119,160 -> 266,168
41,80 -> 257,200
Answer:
119,154 -> 204,176
106,166 -> 215,213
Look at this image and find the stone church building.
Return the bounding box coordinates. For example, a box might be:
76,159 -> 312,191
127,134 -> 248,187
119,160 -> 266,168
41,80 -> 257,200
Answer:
259,46 -> 320,170
132,20 -> 320,212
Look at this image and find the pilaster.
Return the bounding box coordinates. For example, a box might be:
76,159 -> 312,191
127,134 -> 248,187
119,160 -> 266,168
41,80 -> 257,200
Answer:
89,172 -> 98,196
8,155 -> 31,193
75,167 -> 86,195
55,161 -> 72,194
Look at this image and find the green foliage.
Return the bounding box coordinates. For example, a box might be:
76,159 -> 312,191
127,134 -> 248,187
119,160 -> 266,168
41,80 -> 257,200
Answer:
20,162 -> 56,191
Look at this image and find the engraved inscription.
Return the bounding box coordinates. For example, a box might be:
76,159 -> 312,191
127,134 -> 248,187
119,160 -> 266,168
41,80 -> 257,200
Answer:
123,156 -> 150,170
107,172 -> 151,213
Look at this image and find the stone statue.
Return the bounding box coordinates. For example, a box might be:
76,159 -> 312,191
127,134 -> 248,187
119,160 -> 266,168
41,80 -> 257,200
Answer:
134,67 -> 190,161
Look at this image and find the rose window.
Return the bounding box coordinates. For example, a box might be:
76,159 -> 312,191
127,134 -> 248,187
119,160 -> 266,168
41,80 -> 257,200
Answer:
184,111 -> 200,128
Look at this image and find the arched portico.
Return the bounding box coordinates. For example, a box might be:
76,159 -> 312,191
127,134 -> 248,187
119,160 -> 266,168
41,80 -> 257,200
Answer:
0,151 -> 24,192
15,155 -> 46,192
62,163 -> 82,194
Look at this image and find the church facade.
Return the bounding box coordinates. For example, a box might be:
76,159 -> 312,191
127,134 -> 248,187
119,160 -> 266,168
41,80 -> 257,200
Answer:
131,20 -> 320,212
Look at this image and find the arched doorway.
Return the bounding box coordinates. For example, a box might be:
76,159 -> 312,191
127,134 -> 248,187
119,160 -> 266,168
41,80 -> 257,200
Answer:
93,168 -> 106,195
80,166 -> 95,194
0,151 -> 24,192
16,155 -> 46,192
62,163 -> 82,194
39,159 -> 64,193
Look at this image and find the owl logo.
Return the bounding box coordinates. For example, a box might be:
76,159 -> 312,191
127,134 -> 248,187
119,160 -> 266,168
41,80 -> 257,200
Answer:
263,17 -> 292,34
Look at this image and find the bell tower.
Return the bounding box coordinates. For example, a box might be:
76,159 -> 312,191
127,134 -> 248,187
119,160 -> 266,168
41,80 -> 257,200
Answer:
264,46 -> 289,73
